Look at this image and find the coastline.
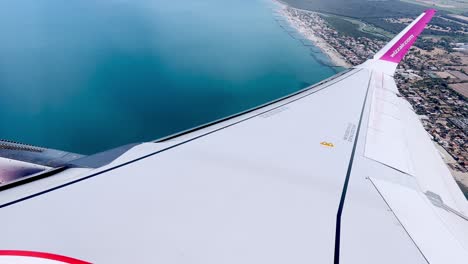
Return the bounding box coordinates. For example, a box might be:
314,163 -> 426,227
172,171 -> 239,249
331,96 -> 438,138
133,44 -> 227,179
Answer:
271,1 -> 468,198
273,0 -> 352,68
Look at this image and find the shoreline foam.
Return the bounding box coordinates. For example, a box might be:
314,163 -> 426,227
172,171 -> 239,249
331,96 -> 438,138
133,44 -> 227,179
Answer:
273,0 -> 352,68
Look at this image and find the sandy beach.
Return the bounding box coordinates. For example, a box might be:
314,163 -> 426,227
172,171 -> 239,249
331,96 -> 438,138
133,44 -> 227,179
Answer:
273,1 -> 352,68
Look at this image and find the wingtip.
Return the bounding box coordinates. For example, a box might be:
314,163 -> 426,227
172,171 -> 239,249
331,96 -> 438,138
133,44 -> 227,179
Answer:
424,9 -> 437,17
360,9 -> 437,75
377,9 -> 436,64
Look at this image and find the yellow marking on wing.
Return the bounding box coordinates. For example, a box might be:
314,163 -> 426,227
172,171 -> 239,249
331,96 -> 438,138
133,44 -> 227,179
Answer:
320,142 -> 335,148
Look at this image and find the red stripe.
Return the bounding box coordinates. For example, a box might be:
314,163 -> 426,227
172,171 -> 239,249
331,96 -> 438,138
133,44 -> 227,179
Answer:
0,250 -> 91,264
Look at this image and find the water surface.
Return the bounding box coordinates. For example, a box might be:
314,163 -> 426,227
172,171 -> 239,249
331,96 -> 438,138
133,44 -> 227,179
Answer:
0,0 -> 336,154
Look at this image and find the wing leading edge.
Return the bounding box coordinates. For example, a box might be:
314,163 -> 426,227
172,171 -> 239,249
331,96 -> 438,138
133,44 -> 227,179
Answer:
1,8 -> 467,264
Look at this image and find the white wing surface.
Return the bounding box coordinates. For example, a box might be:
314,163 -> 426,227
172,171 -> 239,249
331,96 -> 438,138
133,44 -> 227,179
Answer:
0,9 -> 467,264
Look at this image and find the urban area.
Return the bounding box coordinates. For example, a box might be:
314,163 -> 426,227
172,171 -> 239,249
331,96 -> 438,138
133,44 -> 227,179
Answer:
277,0 -> 468,194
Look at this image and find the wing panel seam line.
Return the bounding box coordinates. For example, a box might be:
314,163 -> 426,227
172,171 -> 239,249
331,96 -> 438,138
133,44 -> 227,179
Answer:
368,178 -> 430,263
0,69 -> 363,209
334,70 -> 373,264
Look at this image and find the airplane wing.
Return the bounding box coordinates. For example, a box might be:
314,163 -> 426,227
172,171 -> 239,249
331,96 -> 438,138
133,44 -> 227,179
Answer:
1,9 -> 467,264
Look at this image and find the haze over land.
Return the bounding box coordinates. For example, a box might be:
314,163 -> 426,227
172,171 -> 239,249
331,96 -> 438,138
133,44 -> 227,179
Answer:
283,0 -> 426,17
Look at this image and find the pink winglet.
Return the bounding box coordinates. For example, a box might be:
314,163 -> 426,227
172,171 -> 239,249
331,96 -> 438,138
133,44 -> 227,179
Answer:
380,9 -> 436,63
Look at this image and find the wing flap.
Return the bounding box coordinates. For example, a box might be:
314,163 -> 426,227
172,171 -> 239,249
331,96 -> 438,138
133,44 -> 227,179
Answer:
1,8 -> 466,264
370,177 -> 468,264
364,73 -> 413,175
0,69 -> 375,263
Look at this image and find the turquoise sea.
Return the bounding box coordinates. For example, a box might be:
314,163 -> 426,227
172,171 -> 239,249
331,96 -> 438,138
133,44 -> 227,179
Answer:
0,0 -> 338,155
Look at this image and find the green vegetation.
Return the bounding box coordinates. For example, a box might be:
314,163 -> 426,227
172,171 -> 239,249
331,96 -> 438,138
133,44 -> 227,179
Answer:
357,21 -> 394,39
363,18 -> 406,34
415,38 -> 436,51
283,0 -> 467,41
454,34 -> 468,42
320,15 -> 385,39
414,37 -> 461,55
429,17 -> 467,35
363,16 -> 466,37
445,14 -> 468,24
285,0 -> 467,52
283,0 -> 428,19
401,0 -> 468,15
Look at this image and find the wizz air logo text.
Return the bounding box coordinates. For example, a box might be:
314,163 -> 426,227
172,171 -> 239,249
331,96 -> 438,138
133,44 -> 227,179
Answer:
390,34 -> 415,58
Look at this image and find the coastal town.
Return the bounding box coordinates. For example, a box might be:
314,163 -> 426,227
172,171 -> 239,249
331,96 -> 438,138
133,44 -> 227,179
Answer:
277,3 -> 468,194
